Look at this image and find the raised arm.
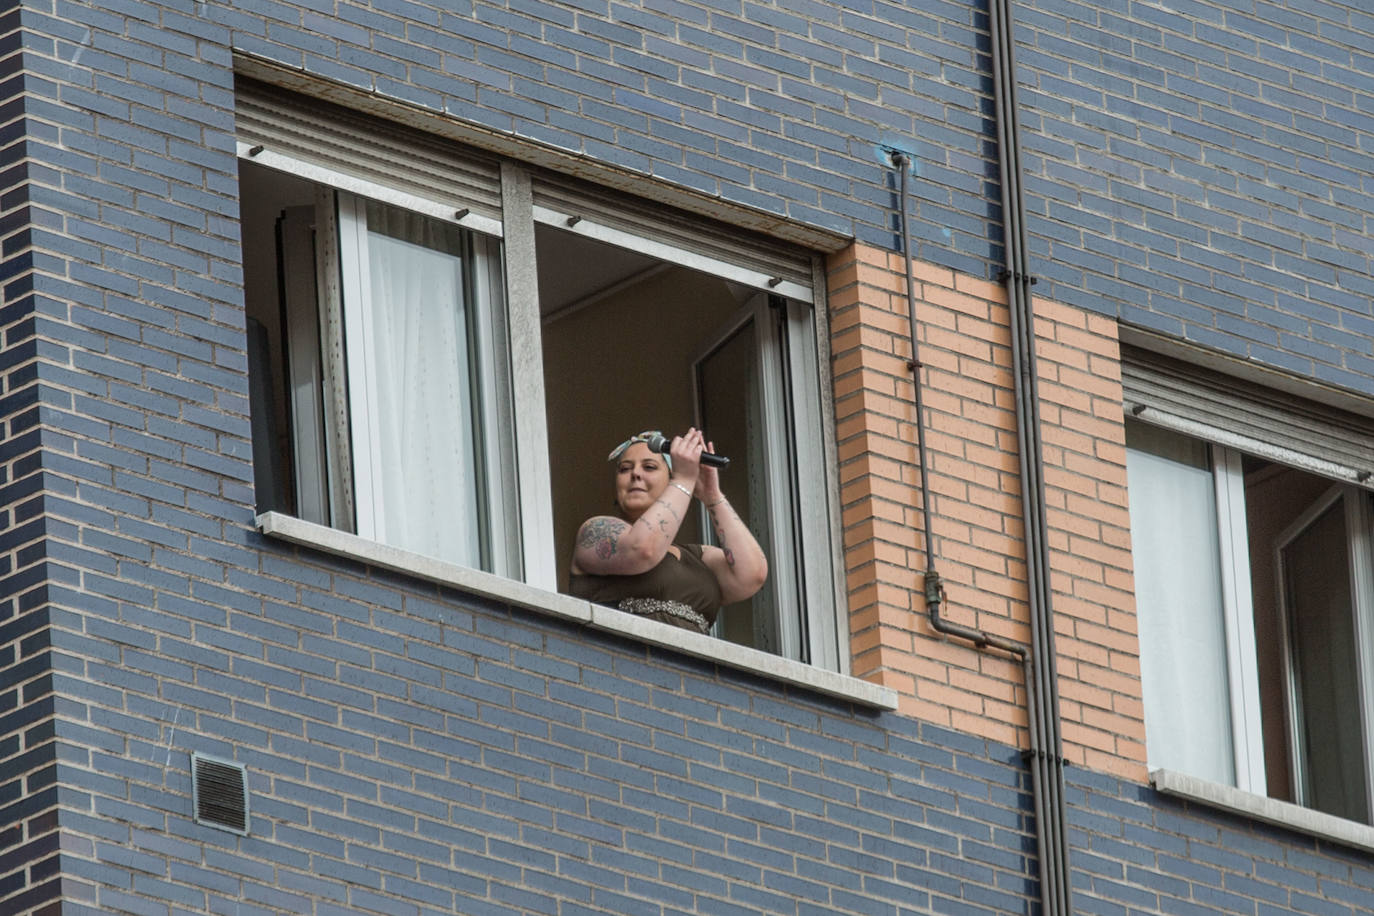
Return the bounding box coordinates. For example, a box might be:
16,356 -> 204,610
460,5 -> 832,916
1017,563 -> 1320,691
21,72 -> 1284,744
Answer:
694,444 -> 768,603
571,489 -> 690,576
571,433 -> 704,576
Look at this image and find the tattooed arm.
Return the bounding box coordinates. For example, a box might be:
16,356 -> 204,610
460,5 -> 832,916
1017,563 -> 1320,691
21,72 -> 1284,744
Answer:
571,486 -> 694,576
697,495 -> 768,603
694,443 -> 768,602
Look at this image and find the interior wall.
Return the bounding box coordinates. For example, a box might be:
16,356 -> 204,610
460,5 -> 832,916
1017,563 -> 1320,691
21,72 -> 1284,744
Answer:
540,266 -> 744,592
240,162 -> 317,346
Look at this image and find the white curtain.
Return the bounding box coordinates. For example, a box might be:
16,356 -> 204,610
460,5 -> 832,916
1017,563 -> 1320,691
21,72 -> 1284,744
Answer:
361,201 -> 483,567
1126,423 -> 1236,785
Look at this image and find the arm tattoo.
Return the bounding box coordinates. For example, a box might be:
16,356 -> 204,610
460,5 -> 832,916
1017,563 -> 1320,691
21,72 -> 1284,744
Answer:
638,498 -> 678,537
578,518 -> 625,560
710,505 -> 741,528
709,506 -> 737,566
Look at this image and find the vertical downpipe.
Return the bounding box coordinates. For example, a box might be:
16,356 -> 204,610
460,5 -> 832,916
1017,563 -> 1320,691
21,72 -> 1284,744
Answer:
989,0 -> 1074,913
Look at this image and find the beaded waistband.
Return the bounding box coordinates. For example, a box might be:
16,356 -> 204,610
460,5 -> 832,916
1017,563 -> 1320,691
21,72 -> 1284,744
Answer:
617,597 -> 710,634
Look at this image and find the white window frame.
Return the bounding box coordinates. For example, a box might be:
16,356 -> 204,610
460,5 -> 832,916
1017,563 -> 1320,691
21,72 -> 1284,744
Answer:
1130,417 -> 1374,828
334,192 -> 516,576
240,147 -> 527,579
689,295 -> 839,668
277,201 -> 337,529
240,140 -> 846,671
1272,485 -> 1374,820
530,201 -> 843,669
1211,445 -> 1268,794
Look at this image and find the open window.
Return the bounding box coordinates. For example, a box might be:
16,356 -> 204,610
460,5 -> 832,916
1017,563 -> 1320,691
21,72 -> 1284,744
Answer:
535,209 -> 842,668
1275,486 -> 1374,820
238,82 -> 846,670
1124,348 -> 1374,824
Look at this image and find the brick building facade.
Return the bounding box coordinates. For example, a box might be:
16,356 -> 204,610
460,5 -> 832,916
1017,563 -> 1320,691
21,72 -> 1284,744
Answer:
5,1 -> 1374,915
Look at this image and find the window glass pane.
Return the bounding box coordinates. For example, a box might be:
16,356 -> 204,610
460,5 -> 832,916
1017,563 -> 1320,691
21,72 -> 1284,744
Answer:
1280,497 -> 1368,822
1126,422 -> 1236,784
241,164 -> 348,528
278,205 -> 333,527
359,200 -> 487,567
1242,461 -> 1330,802
246,316 -> 289,515
697,317 -> 779,653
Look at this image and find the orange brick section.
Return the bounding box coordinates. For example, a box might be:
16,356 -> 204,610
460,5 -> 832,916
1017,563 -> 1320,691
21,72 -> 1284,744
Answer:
828,242 -> 1146,781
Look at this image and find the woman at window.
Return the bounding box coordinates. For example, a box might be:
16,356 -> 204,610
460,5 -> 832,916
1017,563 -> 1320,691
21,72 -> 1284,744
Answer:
569,428 -> 768,634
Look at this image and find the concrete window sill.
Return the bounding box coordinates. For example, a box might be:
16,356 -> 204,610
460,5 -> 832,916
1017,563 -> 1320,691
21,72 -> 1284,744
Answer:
1151,769 -> 1374,852
257,511 -> 898,711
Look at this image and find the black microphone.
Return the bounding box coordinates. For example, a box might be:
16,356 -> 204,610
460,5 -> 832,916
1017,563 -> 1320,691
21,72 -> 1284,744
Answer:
645,433 -> 730,468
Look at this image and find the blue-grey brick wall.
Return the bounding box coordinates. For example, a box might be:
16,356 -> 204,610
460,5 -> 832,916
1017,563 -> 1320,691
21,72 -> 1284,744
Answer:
18,1 -> 1371,388
0,8 -> 64,911
1013,0 -> 1374,395
30,547 -> 1048,915
211,0 -> 1374,395
12,537 -> 1374,915
1069,769 -> 1374,916
4,0 -> 1374,914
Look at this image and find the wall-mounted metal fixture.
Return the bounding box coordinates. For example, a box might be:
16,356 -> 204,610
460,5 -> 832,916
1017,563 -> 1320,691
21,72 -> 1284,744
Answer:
191,752 -> 250,835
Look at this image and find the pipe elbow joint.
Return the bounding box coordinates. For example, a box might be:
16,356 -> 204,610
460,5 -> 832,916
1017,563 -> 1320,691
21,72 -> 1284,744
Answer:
923,569 -> 943,608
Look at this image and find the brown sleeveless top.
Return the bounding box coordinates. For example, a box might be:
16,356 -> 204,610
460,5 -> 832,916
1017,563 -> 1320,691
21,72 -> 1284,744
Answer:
569,544 -> 723,633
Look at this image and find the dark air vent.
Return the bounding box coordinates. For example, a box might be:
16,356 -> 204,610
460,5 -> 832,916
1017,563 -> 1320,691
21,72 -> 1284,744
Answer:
191,753 -> 249,835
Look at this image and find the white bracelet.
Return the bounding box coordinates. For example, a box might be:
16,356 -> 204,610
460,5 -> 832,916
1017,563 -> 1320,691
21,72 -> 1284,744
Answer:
670,482 -> 693,499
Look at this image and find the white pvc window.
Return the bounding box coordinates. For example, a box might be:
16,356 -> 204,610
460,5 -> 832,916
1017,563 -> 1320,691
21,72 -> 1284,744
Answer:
1126,423 -> 1262,789
691,294 -> 839,668
532,204 -> 844,670
1274,487 -> 1374,822
241,141 -> 843,669
242,159 -> 518,577
336,195 -> 505,570
1127,419 -> 1374,824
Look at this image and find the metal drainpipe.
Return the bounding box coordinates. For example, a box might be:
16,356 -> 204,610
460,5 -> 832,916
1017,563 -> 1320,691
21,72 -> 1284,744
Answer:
890,166 -> 1025,662
888,0 -> 1074,909
988,0 -> 1074,910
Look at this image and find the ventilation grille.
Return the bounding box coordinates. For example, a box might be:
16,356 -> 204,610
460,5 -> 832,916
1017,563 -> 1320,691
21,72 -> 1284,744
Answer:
192,753 -> 249,835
